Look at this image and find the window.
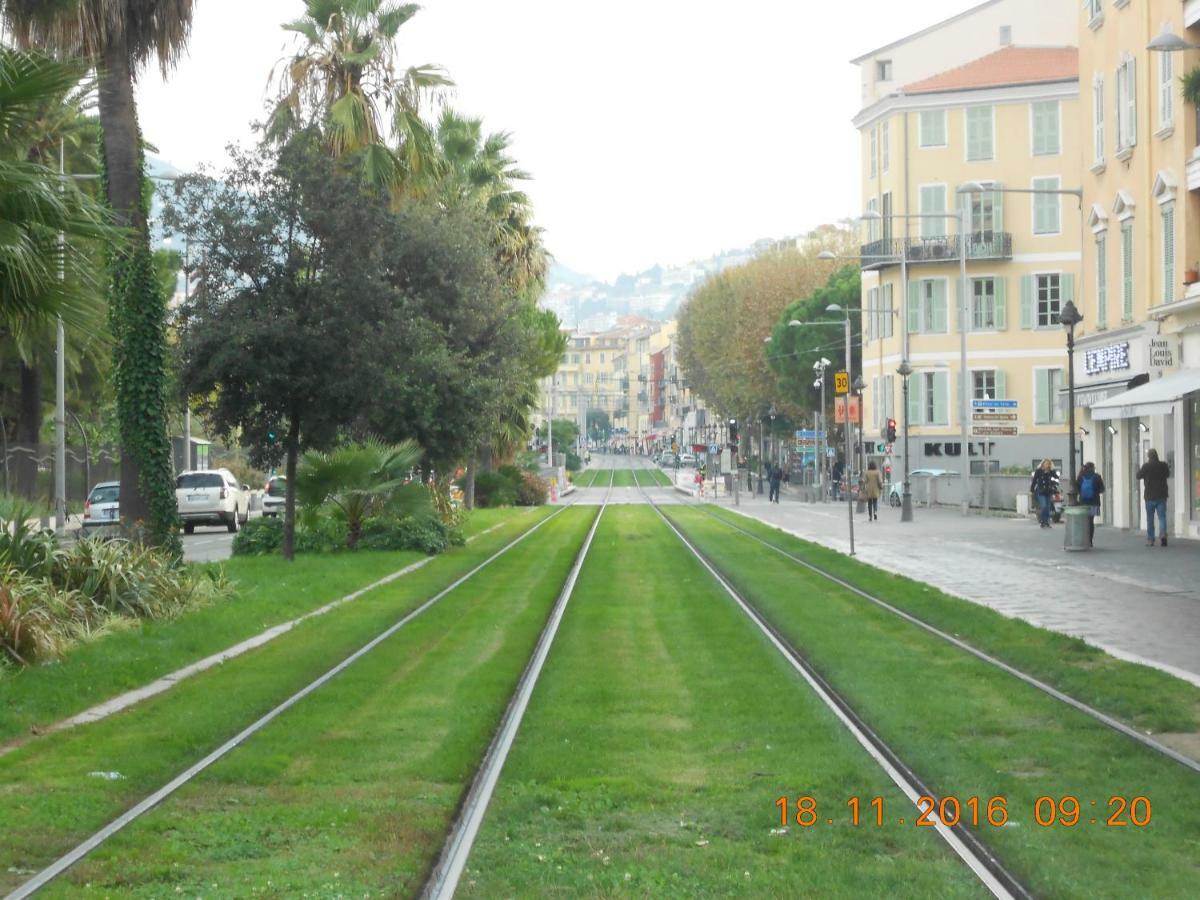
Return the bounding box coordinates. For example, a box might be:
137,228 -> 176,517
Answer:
1032,176 -> 1061,235
872,376 -> 881,429
1096,233 -> 1108,326
869,128 -> 877,177
909,371 -> 949,426
907,279 -> 947,333
1034,368 -> 1065,424
970,277 -> 1003,330
972,369 -> 997,400
919,110 -> 946,147
970,191 -> 996,238
919,184 -> 946,238
865,198 -> 879,242
882,192 -> 893,242
966,106 -> 994,161
1086,0 -> 1102,25
865,287 -> 879,341
1116,56 -> 1137,153
1122,221 -> 1134,319
585,353 -> 591,364
1159,51 -> 1173,132
876,59 -> 892,82
1162,204 -> 1176,304
1031,101 -> 1060,155
881,284 -> 894,338
1036,274 -> 1062,326
1093,76 -> 1105,165
881,119 -> 890,172
599,353 -> 605,363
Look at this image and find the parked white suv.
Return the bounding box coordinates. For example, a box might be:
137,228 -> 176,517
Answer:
176,469 -> 249,533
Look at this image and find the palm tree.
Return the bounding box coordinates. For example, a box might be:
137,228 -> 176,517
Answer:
3,0 -> 196,551
295,437 -> 423,550
269,0 -> 451,198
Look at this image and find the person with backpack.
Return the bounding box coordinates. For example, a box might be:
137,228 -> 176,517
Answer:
1075,461 -> 1105,547
1136,448 -> 1171,547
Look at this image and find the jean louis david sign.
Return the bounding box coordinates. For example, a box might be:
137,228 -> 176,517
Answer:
1149,336 -> 1178,370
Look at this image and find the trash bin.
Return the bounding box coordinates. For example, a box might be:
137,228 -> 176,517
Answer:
1064,505 -> 1092,552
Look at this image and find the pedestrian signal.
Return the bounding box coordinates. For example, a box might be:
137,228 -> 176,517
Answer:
886,418 -> 897,443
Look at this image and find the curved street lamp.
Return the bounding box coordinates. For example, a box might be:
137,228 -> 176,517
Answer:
1059,299 -> 1083,509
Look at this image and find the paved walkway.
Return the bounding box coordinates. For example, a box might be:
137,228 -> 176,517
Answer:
707,486 -> 1200,686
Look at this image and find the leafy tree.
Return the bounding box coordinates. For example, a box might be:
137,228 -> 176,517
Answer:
586,409 -> 610,439
294,437 -> 422,549
268,0 -> 451,198
4,0 -> 197,552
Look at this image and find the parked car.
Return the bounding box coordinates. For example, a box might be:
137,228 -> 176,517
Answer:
888,468 -> 951,507
176,468 -> 249,533
678,452 -> 698,467
659,452 -> 678,467
82,481 -> 120,531
261,475 -> 287,517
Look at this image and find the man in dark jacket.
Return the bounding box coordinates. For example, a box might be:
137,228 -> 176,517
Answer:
1137,448 -> 1171,546
1075,461 -> 1105,546
768,463 -> 783,503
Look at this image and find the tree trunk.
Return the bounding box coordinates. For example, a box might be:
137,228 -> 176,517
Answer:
480,442 -> 494,473
464,455 -> 476,510
15,359 -> 42,499
99,37 -> 177,549
282,415 -> 300,561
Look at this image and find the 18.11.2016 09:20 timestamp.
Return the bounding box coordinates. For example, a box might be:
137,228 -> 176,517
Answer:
776,795 -> 1153,828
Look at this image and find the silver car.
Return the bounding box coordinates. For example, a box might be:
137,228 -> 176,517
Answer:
176,468 -> 249,533
82,481 -> 121,531
262,475 -> 287,517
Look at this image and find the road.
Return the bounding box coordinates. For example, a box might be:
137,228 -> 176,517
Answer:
181,523 -> 243,562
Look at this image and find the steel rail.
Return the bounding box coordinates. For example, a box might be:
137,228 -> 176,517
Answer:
690,502 -> 1200,777
634,481 -> 1029,900
421,470 -> 613,899
5,502 -> 579,900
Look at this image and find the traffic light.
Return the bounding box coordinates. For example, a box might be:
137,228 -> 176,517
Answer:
728,418 -> 738,448
267,429 -> 278,444
885,418 -> 897,443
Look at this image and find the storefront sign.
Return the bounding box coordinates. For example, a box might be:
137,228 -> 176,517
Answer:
1084,342 -> 1131,376
923,441 -> 997,457
1149,336 -> 1178,370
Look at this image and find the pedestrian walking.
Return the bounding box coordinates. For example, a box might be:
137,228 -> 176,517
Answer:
1075,461 -> 1105,547
1136,449 -> 1171,547
863,461 -> 883,520
768,463 -> 782,503
1030,458 -> 1056,528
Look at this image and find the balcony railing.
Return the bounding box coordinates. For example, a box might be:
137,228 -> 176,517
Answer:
858,233 -> 1013,270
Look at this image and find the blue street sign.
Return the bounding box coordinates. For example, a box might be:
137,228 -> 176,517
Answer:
708,444 -> 719,453
971,399 -> 1018,409
794,429 -> 828,440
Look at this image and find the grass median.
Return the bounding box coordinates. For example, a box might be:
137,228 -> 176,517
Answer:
0,508 -> 537,746
610,469 -> 637,487
0,506 -> 568,893
23,507 -> 596,897
463,507 -> 980,897
665,505 -> 1200,898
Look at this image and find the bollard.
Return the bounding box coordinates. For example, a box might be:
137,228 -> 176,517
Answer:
1063,505 -> 1092,552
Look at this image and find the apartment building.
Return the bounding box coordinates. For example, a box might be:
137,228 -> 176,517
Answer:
1071,0 -> 1200,540
854,0 -> 1080,477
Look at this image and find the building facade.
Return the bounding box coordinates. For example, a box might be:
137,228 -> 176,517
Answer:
854,3 -> 1081,479
1074,0 -> 1200,540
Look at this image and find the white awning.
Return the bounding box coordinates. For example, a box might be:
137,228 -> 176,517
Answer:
1090,368 -> 1200,420
1058,376 -> 1134,410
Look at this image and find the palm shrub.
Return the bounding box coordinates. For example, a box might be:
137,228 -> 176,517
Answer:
295,437 -> 423,549
0,495 -> 58,577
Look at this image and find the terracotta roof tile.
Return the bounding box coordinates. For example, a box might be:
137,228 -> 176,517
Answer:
903,47 -> 1078,94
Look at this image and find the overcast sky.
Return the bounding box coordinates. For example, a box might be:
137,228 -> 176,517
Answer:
135,0 -> 970,281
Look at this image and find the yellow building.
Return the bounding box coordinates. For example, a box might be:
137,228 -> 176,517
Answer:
854,19 -> 1081,484
1073,0 -> 1200,541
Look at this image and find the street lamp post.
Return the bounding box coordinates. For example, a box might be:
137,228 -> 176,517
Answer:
826,303 -> 857,556
757,415 -> 765,495
809,355 -> 832,502
1060,299 -> 1083,506
897,360 -> 914,521
853,374 -> 866,513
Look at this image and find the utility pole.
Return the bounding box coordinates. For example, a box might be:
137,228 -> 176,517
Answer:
54,140 -> 66,533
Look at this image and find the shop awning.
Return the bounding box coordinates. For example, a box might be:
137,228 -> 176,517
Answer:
1089,368 -> 1200,420
1058,376 -> 1136,409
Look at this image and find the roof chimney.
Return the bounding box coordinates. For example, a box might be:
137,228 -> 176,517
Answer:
999,25 -> 1012,46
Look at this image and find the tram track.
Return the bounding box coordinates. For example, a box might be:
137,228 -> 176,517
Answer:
419,468 -> 613,899
4,498 -> 589,899
634,478 -> 1031,900
681,497 -> 1200,776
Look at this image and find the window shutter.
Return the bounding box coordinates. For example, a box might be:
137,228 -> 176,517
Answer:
883,284 -> 894,338
932,373 -> 949,425
872,376 -> 880,428
908,280 -> 921,333
907,374 -> 921,424
994,277 -> 1008,330
952,276 -> 961,333
1060,272 -> 1075,310
1033,102 -> 1047,153
991,183 -> 1004,233
1127,59 -> 1137,146
931,281 -> 947,332
1035,370 -> 1048,424
994,369 -> 1007,400
1020,275 -> 1034,329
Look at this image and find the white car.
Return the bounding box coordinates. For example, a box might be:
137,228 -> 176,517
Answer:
176,468 -> 249,533
262,475 -> 287,517
82,481 -> 121,532
678,452 -> 698,467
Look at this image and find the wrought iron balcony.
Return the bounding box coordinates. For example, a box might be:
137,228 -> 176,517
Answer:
858,233 -> 1012,270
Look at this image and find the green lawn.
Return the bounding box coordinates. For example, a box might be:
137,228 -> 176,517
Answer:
0,507 -> 541,747
610,469 -> 637,487
16,508 -> 597,898
646,467 -> 673,487
464,507 -> 980,897
664,506 -> 1200,898
573,470 -> 611,488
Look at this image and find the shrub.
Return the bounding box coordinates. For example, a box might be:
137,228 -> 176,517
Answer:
516,471 -> 549,506
0,496 -> 58,578
358,516 -> 450,555
565,450 -> 581,472
474,471 -> 518,508
232,517 -> 284,556
294,516 -> 347,554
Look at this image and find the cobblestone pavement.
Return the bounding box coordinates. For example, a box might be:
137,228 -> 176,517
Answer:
710,486 -> 1200,686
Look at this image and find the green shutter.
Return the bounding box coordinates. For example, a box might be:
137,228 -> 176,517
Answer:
931,281 -> 947,332
994,277 -> 1008,329
932,373 -> 948,425
908,280 -> 921,333
952,277 -> 961,332
1020,275 -> 1034,329
1060,272 -> 1075,309
907,374 -> 921,424
994,369 -> 1007,400
1034,370 -> 1048,424
991,183 -> 1004,233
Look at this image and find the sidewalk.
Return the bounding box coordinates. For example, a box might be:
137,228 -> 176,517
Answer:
715,490 -> 1200,687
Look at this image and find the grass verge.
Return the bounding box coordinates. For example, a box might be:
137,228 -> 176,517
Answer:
0,508 -> 538,746
16,508 -> 596,897
463,507 -> 981,897
665,505 -> 1200,898
646,467 -> 673,487
610,469 -> 637,487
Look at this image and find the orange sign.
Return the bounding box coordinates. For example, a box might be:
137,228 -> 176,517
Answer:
834,396 -> 862,424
